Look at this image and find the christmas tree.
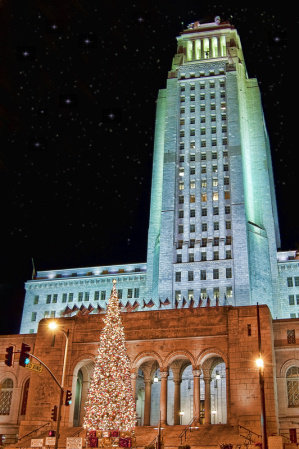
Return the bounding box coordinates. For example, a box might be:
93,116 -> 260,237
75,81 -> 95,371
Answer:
83,279 -> 136,431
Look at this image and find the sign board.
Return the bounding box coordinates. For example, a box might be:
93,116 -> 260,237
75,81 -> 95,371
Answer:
45,437 -> 56,446
66,437 -> 83,449
25,362 -> 43,373
31,439 -> 44,447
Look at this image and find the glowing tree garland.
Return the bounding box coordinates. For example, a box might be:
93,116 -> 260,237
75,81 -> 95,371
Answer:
83,280 -> 136,431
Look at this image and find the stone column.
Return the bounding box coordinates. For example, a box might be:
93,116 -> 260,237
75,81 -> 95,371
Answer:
209,38 -> 213,59
160,372 -> 169,426
193,370 -> 201,425
130,373 -> 138,401
173,379 -> 181,425
144,379 -> 152,426
201,39 -> 204,59
217,37 -> 221,57
204,377 -> 212,425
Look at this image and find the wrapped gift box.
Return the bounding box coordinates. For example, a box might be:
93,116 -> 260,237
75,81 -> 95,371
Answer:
102,432 -> 110,438
102,437 -> 111,447
111,438 -> 119,447
111,431 -> 119,438
119,438 -> 127,448
89,438 -> 98,448
89,431 -> 97,439
96,431 -> 102,438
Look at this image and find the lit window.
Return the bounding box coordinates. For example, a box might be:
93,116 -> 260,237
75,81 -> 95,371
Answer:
213,269 -> 219,279
201,270 -> 206,280
201,252 -> 207,261
226,236 -> 232,245
213,207 -> 219,215
202,208 -> 207,216
202,179 -> 207,188
127,289 -> 133,298
289,295 -> 295,306
44,311 -> 49,318
190,129 -> 195,136
179,182 -> 184,190
214,222 -> 219,231
226,221 -> 231,229
201,116 -> 205,123
190,209 -> 195,217
213,192 -> 219,201
189,253 -> 194,262
202,223 -> 207,232
101,291 -> 106,300
181,96 -> 185,102
179,167 -> 184,176
288,278 -> 294,287
214,288 -> 220,299
177,254 -> 182,263
225,191 -> 230,200
214,251 -> 219,260
84,292 -> 89,301
177,240 -> 183,249
227,286 -> 233,297
190,166 -> 195,175
201,238 -> 207,247
178,225 -> 183,234
33,295 -> 39,305
180,130 -> 185,137
190,180 -> 195,189
286,366 -> 299,407
175,290 -> 181,301
225,206 -> 231,214
190,195 -> 195,203
201,165 -> 206,173
188,271 -> 194,281
190,105 -> 195,112
212,165 -> 218,172
211,127 -> 217,134
31,312 -> 37,322
201,193 -> 207,202
190,224 -> 195,233
179,210 -> 184,218
190,153 -> 195,162
179,195 -> 184,204
190,117 -> 195,124
176,272 -> 181,282
226,268 -> 232,278
61,294 -> 67,303
226,250 -> 232,259
214,237 -> 219,246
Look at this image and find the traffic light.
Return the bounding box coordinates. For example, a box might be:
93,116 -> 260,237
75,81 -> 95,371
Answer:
65,390 -> 72,406
48,430 -> 56,437
51,405 -> 57,422
19,343 -> 31,367
5,346 -> 14,367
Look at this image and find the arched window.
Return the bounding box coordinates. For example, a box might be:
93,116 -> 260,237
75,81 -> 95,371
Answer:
0,378 -> 13,415
287,366 -> 299,407
21,378 -> 30,416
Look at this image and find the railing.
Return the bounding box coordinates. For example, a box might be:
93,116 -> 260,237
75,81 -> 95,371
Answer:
69,428 -> 85,438
238,425 -> 261,439
179,416 -> 198,445
18,422 -> 51,441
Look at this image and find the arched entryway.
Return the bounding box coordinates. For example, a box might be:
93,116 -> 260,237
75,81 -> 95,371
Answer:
71,359 -> 95,427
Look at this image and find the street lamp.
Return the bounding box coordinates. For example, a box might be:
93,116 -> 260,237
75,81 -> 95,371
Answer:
179,411 -> 184,425
49,321 -> 69,449
256,303 -> 268,449
212,409 -> 217,424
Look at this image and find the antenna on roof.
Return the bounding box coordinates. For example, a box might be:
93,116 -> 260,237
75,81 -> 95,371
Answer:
181,21 -> 184,31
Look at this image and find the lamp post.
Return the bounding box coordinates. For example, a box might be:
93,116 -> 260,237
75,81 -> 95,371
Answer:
256,303 -> 268,449
212,410 -> 217,424
179,411 -> 184,425
49,321 -> 69,449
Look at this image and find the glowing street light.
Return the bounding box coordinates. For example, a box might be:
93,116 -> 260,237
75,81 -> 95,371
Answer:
49,321 -> 57,330
256,357 -> 264,369
179,411 -> 184,425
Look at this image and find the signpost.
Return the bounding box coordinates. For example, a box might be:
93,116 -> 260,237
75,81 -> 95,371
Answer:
25,362 -> 43,373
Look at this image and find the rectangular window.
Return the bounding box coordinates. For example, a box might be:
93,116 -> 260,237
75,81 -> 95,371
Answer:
200,83 -> 205,90
201,128 -> 206,136
190,129 -> 195,136
213,207 -> 219,215
211,128 -> 217,135
190,153 -> 195,162
201,238 -> 207,247
201,288 -> 207,299
190,118 -> 195,126
220,81 -> 225,87
214,222 -> 219,231
61,294 -> 67,303
188,271 -> 194,281
202,208 -> 207,216
44,311 -> 49,318
201,140 -> 206,148
211,104 -> 216,110
287,330 -> 296,344
222,114 -> 227,121
190,84 -> 195,91
181,85 -> 185,92
225,206 -> 231,214
295,277 -> 299,287
181,96 -> 185,103
210,93 -> 215,99
51,311 -> 55,318
222,125 -> 227,132
201,165 -> 206,173
213,178 -> 218,187
224,177 -> 229,185
212,152 -> 217,160
175,272 -> 181,282
227,286 -> 233,297
214,287 -> 220,299
190,141 -> 195,149
179,210 -> 184,218
33,295 -> 39,305
214,237 -> 219,246
180,107 -> 185,114
202,223 -> 207,232
201,270 -> 206,281
223,150 -> 228,157
214,251 -> 219,260
190,194 -> 195,203
189,253 -> 194,262
297,295 -> 299,305
201,116 -> 205,123
200,94 -> 205,100
224,191 -> 230,200
179,182 -> 184,190
190,167 -> 195,175
179,195 -> 184,204
94,291 -> 99,301
31,312 -> 37,321
46,295 -> 51,304
190,224 -> 195,233
127,289 -> 133,298
180,143 -> 184,150
201,193 -> 207,202
118,289 -> 123,299
201,252 -> 207,261
190,239 -> 195,248
287,277 -> 294,287
212,165 -> 218,173
221,91 -> 225,98
175,290 -> 181,301
101,291 -> 106,300
188,289 -> 194,300
210,82 -> 215,88
212,139 -> 217,146
201,180 -> 207,188
52,294 -> 58,303
289,295 -> 295,306
180,118 -> 185,125
178,225 -> 184,234
190,209 -> 195,217
211,115 -> 216,122
226,236 -> 232,245
190,73 -> 195,78
134,288 -> 139,298
190,105 -> 195,113
78,292 -> 83,302
180,155 -> 184,163
177,254 -> 182,263
68,293 -> 74,302
84,292 -> 89,301
200,105 -> 205,112
191,95 -> 195,101
224,164 -> 229,171
180,130 -> 185,137
226,268 -> 232,279
190,180 -> 195,189
177,240 -> 183,249
213,192 -> 219,201
201,152 -> 206,160
226,250 -> 232,259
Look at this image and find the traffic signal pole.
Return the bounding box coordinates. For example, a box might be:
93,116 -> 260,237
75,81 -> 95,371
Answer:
54,330 -> 69,449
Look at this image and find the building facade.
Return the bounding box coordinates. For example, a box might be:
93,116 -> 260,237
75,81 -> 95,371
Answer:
20,18 -> 295,334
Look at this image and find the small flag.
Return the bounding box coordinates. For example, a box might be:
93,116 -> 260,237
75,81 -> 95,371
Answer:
175,298 -> 178,309
206,296 -> 210,307
216,297 -> 219,309
198,297 -> 203,307
31,258 -> 36,280
182,296 -> 187,307
190,298 -> 195,312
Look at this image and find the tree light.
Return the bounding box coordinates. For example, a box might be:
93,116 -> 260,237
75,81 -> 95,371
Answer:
256,357 -> 264,368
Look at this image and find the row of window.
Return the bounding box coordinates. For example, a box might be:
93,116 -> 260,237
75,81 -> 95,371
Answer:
178,220 -> 231,229
177,251 -> 232,262
180,92 -> 226,101
180,69 -> 225,79
180,80 -> 225,91
180,152 -> 228,162
180,105 -> 227,116
180,134 -> 227,146
175,268 -> 232,282
180,115 -> 225,125
289,295 -> 299,305
179,165 -> 229,176
33,288 -> 140,305
175,286 -> 233,301
287,277 -> 299,287
178,203 -> 231,216
179,188 -> 230,201
178,238 -> 232,248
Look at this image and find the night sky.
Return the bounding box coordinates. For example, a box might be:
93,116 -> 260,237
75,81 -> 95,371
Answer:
0,2 -> 291,334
